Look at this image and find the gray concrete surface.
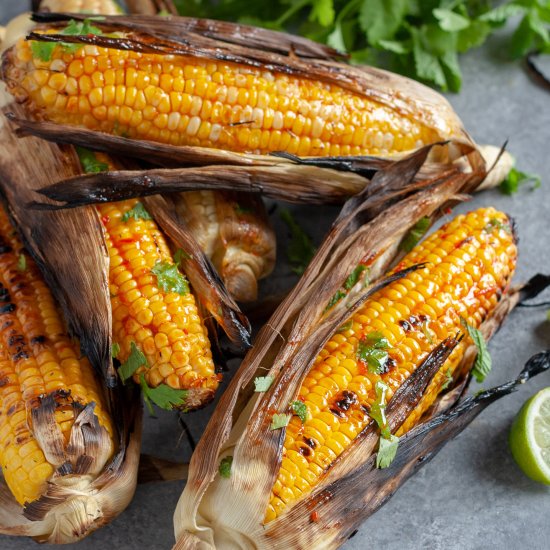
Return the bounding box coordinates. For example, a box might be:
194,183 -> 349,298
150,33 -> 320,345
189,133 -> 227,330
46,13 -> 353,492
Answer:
1,3 -> 549,549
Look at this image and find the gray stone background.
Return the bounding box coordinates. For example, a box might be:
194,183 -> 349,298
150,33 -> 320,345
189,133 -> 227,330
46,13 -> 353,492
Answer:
0,1 -> 549,548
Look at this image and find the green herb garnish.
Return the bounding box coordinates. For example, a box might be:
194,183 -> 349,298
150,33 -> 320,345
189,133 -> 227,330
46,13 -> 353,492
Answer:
280,209 -> 316,276
174,248 -> 192,266
357,332 -> 391,374
291,400 -> 308,423
325,290 -> 346,311
337,319 -> 353,333
121,202 -> 153,222
270,413 -> 291,430
376,433 -> 399,469
17,254 -> 26,272
343,264 -> 369,290
461,318 -> 492,383
118,341 -> 148,382
484,217 -> 512,234
111,342 -> 120,359
254,375 -> 274,392
400,217 -> 431,253
139,374 -> 188,413
369,380 -> 399,468
219,456 -> 233,478
151,261 -> 190,295
441,368 -> 453,390
76,146 -> 109,174
421,319 -> 434,344
500,167 -> 542,195
31,19 -> 103,62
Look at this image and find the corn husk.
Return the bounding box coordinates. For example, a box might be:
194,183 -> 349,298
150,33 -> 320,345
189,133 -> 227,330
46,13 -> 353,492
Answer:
171,149 -> 548,549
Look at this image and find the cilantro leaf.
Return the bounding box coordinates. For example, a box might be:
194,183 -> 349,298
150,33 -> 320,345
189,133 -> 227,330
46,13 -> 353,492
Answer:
344,264 -> 369,290
291,400 -> 308,423
310,0 -> 335,27
376,434 -> 399,469
499,167 -> 541,195
174,248 -> 192,266
17,254 -> 26,272
219,456 -> 233,478
369,380 -> 390,437
325,289 -> 346,311
433,8 -> 470,32
484,218 -> 512,234
254,375 -> 274,392
280,209 -> 316,276
461,318 -> 492,383
139,374 -> 188,412
118,341 -> 148,382
111,342 -> 120,359
337,319 -> 353,333
441,368 -> 453,390
359,0 -> 408,45
30,41 -> 57,62
357,332 -> 391,374
121,202 -> 153,222
76,146 -> 109,174
151,261 -> 190,295
400,216 -> 431,253
270,413 -> 291,430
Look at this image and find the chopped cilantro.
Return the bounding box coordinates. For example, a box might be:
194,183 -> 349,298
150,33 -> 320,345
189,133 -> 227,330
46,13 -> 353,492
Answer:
139,374 -> 188,413
500,167 -> 541,195
325,290 -> 346,312
254,376 -> 274,392
291,400 -> 308,423
441,368 -> 453,390
111,342 -> 120,359
357,332 -> 391,374
151,261 -> 190,295
484,218 -> 512,234
369,381 -> 391,438
76,146 -> 109,174
270,413 -> 291,430
337,320 -> 353,333
280,209 -> 316,276
17,254 -> 26,272
461,318 -> 492,383
121,202 -> 153,222
219,455 -> 233,478
174,248 -> 192,266
343,264 -> 369,290
376,434 -> 399,469
31,19 -> 103,62
118,342 -> 148,382
421,319 -> 434,344
399,216 -> 431,253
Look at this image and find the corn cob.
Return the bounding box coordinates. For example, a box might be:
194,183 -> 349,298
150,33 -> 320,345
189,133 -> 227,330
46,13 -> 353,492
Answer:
5,38 -> 443,157
99,197 -> 218,408
0,204 -> 114,506
40,0 -> 123,14
265,207 -> 516,521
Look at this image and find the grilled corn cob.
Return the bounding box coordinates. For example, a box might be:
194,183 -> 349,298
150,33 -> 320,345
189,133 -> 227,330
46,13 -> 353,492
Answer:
0,204 -> 114,506
265,207 -> 516,521
100,197 -> 218,408
5,37 -> 444,157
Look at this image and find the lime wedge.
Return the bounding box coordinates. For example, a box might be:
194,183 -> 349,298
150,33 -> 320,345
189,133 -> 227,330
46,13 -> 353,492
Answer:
509,387 -> 550,485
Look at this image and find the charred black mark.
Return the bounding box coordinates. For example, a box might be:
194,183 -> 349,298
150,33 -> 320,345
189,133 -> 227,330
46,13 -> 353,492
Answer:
0,245 -> 12,255
2,321 -> 13,330
399,319 -> 412,332
360,404 -> 370,414
31,335 -> 47,345
348,530 -> 359,540
15,435 -> 29,445
303,437 -> 317,449
385,357 -> 397,372
8,335 -> 24,346
298,445 -> 312,457
7,405 -> 16,416
330,407 -> 346,418
57,462 -> 73,475
12,350 -> 30,361
0,304 -> 16,315
0,377 -> 7,387
0,287 -> 9,302
335,390 -> 358,411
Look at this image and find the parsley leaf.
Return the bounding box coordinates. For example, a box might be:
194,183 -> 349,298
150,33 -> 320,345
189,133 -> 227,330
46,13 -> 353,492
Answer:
270,413 -> 291,430
343,264 -> 369,290
151,261 -> 190,295
441,368 -> 453,390
219,455 -> 233,478
17,254 -> 26,272
400,216 -> 431,253
484,217 -> 512,234
291,400 -> 308,423
174,248 -> 192,266
499,167 -> 541,195
376,433 -> 399,469
461,318 -> 492,383
357,332 -> 391,374
433,8 -> 470,32
369,380 -> 391,438
111,342 -> 120,359
254,375 -> 274,392
76,146 -> 109,174
280,209 -> 316,276
30,41 -> 57,62
121,202 -> 153,222
118,342 -> 148,382
139,374 -> 188,413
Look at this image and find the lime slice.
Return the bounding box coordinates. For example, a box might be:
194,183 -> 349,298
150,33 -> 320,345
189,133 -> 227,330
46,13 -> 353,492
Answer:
509,387 -> 550,485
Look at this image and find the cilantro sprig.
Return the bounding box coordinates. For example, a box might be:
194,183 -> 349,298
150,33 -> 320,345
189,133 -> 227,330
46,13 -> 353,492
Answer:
76,146 -> 109,174
219,456 -> 233,478
122,202 -> 153,222
174,1 -> 550,92
400,216 -> 431,253
356,332 -> 391,374
139,374 -> 189,413
118,341 -> 148,382
151,261 -> 190,295
461,318 -> 492,383
31,19 -> 103,62
369,380 -> 399,468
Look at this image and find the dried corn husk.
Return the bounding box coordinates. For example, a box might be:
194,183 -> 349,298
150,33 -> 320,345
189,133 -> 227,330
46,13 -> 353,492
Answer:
171,149 -> 548,549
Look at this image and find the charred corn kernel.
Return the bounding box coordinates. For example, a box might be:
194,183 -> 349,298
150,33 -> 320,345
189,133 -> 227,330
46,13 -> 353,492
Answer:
39,0 -> 122,14
0,206 -> 114,506
5,37 -> 445,156
265,208 -> 517,521
100,198 -> 217,397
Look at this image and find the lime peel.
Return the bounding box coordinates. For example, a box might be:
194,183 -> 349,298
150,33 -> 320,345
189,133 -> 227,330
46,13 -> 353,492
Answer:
509,387 -> 550,485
